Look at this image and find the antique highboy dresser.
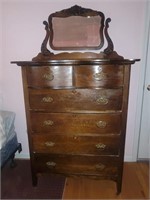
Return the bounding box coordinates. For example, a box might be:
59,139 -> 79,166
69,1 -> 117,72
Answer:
12,5 -> 139,194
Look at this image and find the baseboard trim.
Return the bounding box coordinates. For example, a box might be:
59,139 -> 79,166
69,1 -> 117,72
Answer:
15,153 -> 30,159
137,158 -> 150,162
124,156 -> 134,162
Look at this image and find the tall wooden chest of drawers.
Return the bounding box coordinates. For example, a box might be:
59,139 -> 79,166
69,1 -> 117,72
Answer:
12,5 -> 139,194
13,59 -> 138,194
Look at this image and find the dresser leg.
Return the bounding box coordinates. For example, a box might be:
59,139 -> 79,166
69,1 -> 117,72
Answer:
32,174 -> 38,186
116,180 -> 122,195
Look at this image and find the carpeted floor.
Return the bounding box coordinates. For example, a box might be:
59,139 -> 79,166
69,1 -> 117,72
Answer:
1,159 -> 66,199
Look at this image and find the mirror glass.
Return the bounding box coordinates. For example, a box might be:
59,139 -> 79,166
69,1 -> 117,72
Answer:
51,15 -> 102,50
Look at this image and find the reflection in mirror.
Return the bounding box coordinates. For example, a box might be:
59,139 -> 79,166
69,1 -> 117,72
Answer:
51,15 -> 102,49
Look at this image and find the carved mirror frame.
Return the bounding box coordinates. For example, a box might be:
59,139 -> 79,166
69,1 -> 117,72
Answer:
41,5 -> 113,54
33,5 -> 123,61
48,5 -> 105,50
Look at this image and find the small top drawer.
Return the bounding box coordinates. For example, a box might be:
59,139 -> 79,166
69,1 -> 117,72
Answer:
74,65 -> 124,88
26,66 -> 73,88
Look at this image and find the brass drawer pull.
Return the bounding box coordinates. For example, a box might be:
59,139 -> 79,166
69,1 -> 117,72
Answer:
43,73 -> 54,81
93,72 -> 105,81
73,136 -> 78,140
42,97 -> 53,103
95,163 -> 105,170
45,141 -> 55,147
46,161 -> 56,168
96,121 -> 107,128
43,120 -> 54,126
95,143 -> 106,150
96,97 -> 108,105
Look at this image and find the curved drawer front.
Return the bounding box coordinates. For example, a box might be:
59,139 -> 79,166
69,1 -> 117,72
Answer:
27,66 -> 73,88
32,134 -> 120,155
34,154 -> 119,176
30,113 -> 121,134
74,65 -> 124,87
29,88 -> 122,112
26,65 -> 123,88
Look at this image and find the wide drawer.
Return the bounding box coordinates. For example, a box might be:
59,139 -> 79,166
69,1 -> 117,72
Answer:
30,113 -> 121,134
26,66 -> 73,88
32,134 -> 120,155
74,65 -> 124,87
29,88 -> 123,112
34,154 -> 119,176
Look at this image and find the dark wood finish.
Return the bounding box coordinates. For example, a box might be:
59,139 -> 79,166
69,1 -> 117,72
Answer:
11,5 -> 140,195
74,65 -> 124,87
34,154 -> 119,177
29,88 -> 123,112
13,59 -> 138,194
30,112 -> 121,134
44,5 -> 105,51
32,134 -> 120,155
26,65 -> 73,88
32,5 -> 126,61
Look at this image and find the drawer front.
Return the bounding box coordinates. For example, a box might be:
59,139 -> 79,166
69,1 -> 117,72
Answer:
34,154 -> 119,176
29,88 -> 122,112
74,65 -> 124,87
32,134 -> 120,155
30,113 -> 121,134
27,66 -> 73,88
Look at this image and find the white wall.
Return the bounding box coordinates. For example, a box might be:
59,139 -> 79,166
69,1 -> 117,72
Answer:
1,0 -> 147,161
0,2 -> 2,108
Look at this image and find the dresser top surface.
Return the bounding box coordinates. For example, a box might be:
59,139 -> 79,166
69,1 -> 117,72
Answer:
11,58 -> 140,66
